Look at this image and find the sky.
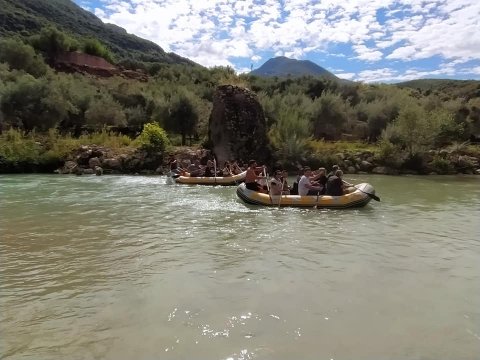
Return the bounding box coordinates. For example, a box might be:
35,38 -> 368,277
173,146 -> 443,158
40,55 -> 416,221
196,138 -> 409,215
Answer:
76,0 -> 480,83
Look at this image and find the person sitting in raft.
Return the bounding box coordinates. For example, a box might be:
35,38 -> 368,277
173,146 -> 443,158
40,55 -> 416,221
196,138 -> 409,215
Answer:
280,170 -> 290,195
312,167 -> 327,195
204,160 -> 214,177
187,159 -> 203,177
231,160 -> 243,175
269,170 -> 284,196
222,161 -> 232,177
169,155 -> 180,174
245,160 -> 267,192
298,167 -> 323,196
326,164 -> 339,179
326,169 -> 348,196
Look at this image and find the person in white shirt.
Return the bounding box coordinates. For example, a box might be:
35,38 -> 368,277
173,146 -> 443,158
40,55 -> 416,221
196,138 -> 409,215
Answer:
298,167 -> 322,196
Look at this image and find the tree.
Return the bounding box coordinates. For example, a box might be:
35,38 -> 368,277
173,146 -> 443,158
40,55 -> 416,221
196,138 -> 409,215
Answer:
0,38 -> 48,77
85,95 -> 127,128
1,75 -> 74,131
160,92 -> 198,146
29,27 -> 78,64
309,91 -> 348,140
268,109 -> 311,165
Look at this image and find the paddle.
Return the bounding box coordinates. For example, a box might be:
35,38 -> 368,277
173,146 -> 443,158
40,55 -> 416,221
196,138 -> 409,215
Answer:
263,167 -> 273,205
313,190 -> 320,209
213,158 -> 217,185
278,177 -> 286,208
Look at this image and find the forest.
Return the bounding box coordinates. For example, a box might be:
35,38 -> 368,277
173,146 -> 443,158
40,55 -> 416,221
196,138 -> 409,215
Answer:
1,27 -> 480,173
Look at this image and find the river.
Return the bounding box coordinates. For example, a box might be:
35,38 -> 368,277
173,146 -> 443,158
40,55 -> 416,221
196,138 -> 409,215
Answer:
1,174 -> 479,360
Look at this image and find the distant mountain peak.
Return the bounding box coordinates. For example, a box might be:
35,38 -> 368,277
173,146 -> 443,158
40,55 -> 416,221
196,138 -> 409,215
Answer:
250,56 -> 337,79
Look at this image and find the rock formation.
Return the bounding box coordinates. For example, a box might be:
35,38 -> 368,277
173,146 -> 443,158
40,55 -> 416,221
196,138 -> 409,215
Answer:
209,85 -> 271,165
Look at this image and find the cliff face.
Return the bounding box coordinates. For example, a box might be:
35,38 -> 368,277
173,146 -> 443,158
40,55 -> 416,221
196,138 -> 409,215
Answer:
209,85 -> 271,165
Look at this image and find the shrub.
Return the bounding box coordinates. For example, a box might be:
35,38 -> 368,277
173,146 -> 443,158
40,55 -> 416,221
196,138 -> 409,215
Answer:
429,155 -> 454,174
82,38 -> 115,64
0,38 -> 48,77
374,139 -> 404,168
135,122 -> 170,153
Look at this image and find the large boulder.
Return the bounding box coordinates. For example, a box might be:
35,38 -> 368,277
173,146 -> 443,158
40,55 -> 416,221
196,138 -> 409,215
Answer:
209,85 -> 271,165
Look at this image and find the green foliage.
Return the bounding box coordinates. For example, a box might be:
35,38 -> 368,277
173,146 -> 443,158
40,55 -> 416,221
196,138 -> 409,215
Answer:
135,122 -> 169,153
156,91 -> 198,146
82,38 -> 115,63
0,127 -> 135,172
429,155 -> 454,174
85,95 -> 127,128
1,74 -> 74,131
0,38 -> 48,77
0,128 -> 41,164
374,139 -> 404,168
268,109 -> 311,166
309,91 -> 348,139
29,26 -> 78,62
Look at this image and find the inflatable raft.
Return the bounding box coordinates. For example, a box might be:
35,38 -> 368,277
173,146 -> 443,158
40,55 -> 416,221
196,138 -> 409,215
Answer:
236,182 -> 376,208
175,171 -> 246,185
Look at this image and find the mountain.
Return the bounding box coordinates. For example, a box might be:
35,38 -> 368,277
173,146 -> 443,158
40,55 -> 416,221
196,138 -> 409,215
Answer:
250,56 -> 338,79
0,0 -> 196,66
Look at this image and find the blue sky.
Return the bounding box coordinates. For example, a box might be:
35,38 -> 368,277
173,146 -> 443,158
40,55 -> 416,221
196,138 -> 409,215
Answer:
76,0 -> 480,83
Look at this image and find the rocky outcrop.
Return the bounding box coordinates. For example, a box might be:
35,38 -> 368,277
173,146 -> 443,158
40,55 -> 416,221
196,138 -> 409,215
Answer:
209,85 -> 271,165
56,145 -> 164,175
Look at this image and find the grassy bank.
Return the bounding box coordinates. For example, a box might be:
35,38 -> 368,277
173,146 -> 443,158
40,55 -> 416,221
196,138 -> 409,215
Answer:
0,128 -> 136,172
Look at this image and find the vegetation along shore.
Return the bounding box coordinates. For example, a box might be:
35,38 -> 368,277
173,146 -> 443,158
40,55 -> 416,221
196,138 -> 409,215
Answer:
0,0 -> 479,176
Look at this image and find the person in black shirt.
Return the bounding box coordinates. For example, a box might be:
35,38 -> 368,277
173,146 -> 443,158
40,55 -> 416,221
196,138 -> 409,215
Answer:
326,169 -> 345,196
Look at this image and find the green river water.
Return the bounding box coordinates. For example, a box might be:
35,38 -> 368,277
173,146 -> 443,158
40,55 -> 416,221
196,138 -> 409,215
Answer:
1,174 -> 479,360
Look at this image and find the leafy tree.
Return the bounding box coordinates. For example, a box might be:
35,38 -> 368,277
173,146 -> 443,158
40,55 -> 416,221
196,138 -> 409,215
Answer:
1,75 -> 74,131
0,38 -> 48,77
159,91 -> 198,145
85,95 -> 127,128
268,109 -> 311,165
29,26 -> 78,64
309,91 -> 348,140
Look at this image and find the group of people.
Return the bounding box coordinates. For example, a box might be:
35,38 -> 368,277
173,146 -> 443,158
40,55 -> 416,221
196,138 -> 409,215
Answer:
245,160 -> 353,197
169,156 -> 244,178
170,155 -> 353,196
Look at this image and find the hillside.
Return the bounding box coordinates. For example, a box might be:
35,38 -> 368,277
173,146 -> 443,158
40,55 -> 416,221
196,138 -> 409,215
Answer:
0,0 -> 196,66
395,79 -> 480,99
250,56 -> 338,79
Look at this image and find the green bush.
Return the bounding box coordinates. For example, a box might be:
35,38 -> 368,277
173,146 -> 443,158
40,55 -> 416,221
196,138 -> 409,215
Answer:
135,122 -> 170,153
374,139 -> 404,168
85,95 -> 127,128
82,38 -> 115,64
0,38 -> 48,77
429,155 -> 454,174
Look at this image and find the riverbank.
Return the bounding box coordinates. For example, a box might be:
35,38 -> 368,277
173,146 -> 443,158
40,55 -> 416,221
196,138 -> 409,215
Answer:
1,129 -> 479,175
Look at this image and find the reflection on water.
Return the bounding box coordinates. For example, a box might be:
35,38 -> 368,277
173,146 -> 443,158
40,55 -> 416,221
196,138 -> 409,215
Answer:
1,174 -> 479,359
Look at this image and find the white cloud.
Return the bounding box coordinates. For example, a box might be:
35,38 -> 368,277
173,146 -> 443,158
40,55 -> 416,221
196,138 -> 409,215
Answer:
83,0 -> 480,79
334,72 -> 356,80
